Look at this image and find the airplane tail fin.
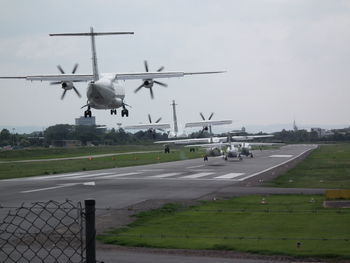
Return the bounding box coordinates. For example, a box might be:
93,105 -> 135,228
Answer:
50,27 -> 134,81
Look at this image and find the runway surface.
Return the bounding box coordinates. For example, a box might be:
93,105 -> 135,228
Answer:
0,144 -> 322,262
0,144 -> 317,208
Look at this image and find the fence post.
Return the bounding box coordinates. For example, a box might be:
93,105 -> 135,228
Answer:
85,199 -> 96,263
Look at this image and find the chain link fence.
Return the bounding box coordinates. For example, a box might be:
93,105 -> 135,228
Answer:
0,200 -> 86,263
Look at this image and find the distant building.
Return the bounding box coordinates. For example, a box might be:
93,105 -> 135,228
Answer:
75,116 -> 96,126
311,128 -> 334,137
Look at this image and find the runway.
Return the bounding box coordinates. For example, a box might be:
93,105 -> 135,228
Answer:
0,144 -> 323,262
0,144 -> 319,211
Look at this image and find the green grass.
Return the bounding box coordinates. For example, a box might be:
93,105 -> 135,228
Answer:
98,195 -> 350,259
0,150 -> 204,180
0,145 -> 163,161
267,143 -> 350,189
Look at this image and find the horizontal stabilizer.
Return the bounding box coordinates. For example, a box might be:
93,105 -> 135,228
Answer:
185,120 -> 232,128
124,123 -> 171,130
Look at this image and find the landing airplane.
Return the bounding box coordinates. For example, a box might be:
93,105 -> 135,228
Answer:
0,27 -> 225,118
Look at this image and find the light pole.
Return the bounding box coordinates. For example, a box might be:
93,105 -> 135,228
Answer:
12,128 -> 15,146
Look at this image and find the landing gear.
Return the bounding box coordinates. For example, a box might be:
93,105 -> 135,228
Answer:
250,153 -> 254,158
189,148 -> 195,152
110,109 -> 117,115
84,106 -> 92,118
121,109 -> 129,117
121,104 -> 129,117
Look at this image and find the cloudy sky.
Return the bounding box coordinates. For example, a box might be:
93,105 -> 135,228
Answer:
0,0 -> 349,133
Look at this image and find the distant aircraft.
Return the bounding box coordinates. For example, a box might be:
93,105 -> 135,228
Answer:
183,133 -> 275,159
0,27 -> 225,118
123,114 -> 171,132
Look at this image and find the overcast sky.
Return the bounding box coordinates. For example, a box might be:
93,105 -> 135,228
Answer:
1,0 -> 349,133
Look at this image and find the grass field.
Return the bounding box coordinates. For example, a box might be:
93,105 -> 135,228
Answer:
267,143 -> 350,189
98,195 -> 350,259
0,149 -> 204,180
0,145 -> 163,161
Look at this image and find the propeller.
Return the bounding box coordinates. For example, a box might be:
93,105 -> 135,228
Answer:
148,114 -> 162,124
134,60 -> 168,99
51,63 -> 81,100
199,112 -> 214,132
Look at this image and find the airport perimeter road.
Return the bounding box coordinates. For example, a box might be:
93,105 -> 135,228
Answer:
0,144 -> 320,210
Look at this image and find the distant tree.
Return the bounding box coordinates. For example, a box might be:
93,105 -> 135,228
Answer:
0,129 -> 11,146
44,124 -> 74,144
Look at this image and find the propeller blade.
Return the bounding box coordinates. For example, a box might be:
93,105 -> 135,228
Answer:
155,117 -> 162,123
73,87 -> 82,98
144,60 -> 149,72
57,65 -> 65,74
150,87 -> 154,99
134,84 -> 145,93
50,81 -> 61,85
154,80 -> 168,87
72,63 -> 78,74
200,112 -> 205,121
208,112 -> 214,120
157,66 -> 164,72
61,90 -> 67,100
148,114 -> 152,123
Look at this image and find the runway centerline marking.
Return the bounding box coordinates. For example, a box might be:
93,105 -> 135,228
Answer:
98,172 -> 141,179
215,173 -> 245,179
269,155 -> 293,158
181,172 -> 214,179
149,173 -> 182,178
186,165 -> 204,169
138,169 -> 165,172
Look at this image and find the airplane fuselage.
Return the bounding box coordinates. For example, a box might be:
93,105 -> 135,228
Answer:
87,78 -> 125,110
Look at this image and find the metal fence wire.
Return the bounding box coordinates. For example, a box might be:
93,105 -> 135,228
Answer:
0,200 -> 84,263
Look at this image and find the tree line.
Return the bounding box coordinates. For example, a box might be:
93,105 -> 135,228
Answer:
1,125 -> 350,148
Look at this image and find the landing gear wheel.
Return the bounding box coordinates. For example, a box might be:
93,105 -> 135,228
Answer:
121,109 -> 129,117
110,109 -> 117,115
84,107 -> 92,118
250,153 -> 254,158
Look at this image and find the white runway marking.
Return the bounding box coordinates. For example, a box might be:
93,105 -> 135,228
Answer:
31,172 -> 86,180
148,173 -> 182,178
138,169 -> 164,172
21,184 -> 74,193
181,172 -> 214,179
215,173 -> 245,179
269,155 -> 293,158
65,172 -> 112,179
21,181 -> 95,193
186,165 -> 204,169
98,172 -> 141,179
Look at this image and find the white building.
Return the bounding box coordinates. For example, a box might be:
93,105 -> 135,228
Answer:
75,116 -> 96,126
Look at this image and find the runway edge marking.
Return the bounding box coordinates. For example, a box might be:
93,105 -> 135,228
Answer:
237,147 -> 315,181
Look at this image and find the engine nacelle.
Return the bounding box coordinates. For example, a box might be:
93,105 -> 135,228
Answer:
62,81 -> 74,90
143,79 -> 154,89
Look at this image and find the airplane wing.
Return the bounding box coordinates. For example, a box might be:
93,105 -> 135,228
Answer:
0,74 -> 94,82
184,142 -> 228,148
1,71 -> 224,82
154,138 -> 213,145
231,135 -> 274,140
124,123 -> 171,130
185,120 -> 232,128
154,136 -> 228,145
114,71 -> 225,80
231,142 -> 280,146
